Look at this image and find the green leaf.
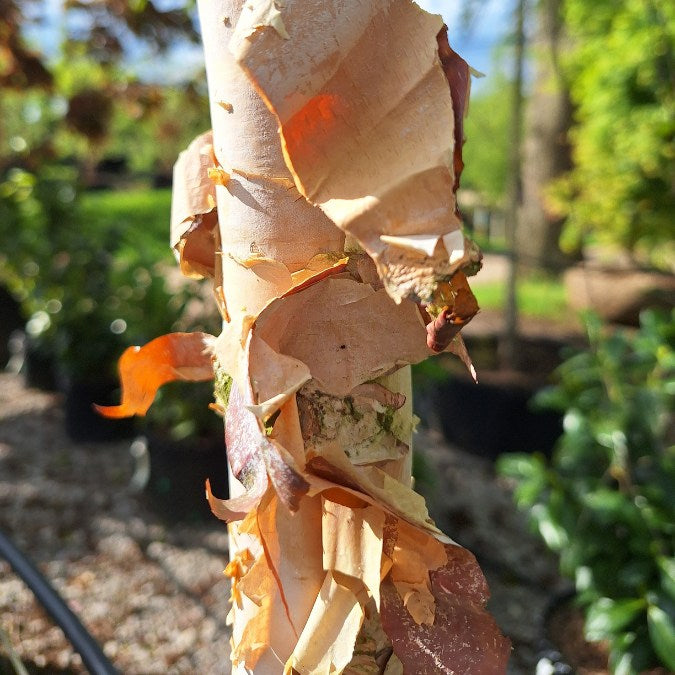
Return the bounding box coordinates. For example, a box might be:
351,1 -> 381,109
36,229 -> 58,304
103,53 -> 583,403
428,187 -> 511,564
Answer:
513,476 -> 546,507
533,385 -> 569,412
647,604 -> 675,670
582,489 -> 634,525
610,628 -> 660,675
585,598 -> 646,642
611,643 -> 637,675
531,504 -> 568,551
617,559 -> 654,594
496,453 -> 545,480
658,557 -> 675,601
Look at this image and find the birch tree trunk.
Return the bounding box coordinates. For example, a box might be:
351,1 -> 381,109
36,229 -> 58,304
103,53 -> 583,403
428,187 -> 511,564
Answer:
517,0 -> 574,272
101,1 -> 511,672
198,4 -> 407,668
501,0 -> 526,368
199,1 -> 511,672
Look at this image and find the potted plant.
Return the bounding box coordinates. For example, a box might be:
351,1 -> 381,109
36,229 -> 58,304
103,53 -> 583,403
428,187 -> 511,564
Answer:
135,379 -> 228,522
498,310 -> 674,673
0,165 -> 220,441
0,165 -> 78,390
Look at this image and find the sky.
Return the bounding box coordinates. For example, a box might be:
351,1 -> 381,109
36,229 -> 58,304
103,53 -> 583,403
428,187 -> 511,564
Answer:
25,0 -> 512,90
150,0 -> 513,88
417,0 -> 512,80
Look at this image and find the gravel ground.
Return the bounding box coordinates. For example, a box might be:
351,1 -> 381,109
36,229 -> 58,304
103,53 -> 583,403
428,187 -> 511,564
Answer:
0,374 -> 232,674
413,424 -> 568,674
0,371 -> 566,674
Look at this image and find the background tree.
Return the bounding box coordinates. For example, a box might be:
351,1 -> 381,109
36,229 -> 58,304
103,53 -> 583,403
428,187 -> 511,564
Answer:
517,0 -> 574,271
551,0 -> 674,270
1,0 -> 205,179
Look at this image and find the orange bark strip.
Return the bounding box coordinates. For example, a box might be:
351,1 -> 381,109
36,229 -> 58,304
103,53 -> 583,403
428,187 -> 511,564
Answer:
231,0 -> 466,304
206,475 -> 268,524
437,26 -> 471,203
286,254 -> 348,295
95,332 -> 214,418
381,542 -> 511,674
176,209 -> 219,279
425,272 -> 480,353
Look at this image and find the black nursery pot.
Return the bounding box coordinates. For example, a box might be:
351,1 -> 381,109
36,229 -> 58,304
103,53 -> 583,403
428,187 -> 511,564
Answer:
145,432 -> 230,523
431,336 -> 570,461
23,345 -> 59,392
0,286 -> 22,368
64,379 -> 136,442
433,374 -> 563,461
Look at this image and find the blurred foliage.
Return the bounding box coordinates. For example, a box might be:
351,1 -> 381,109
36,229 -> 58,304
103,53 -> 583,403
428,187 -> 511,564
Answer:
498,310 -> 675,673
472,272 -> 569,319
1,56 -> 209,178
104,82 -> 209,175
63,0 -> 199,58
0,173 -> 218,383
462,69 -> 512,205
147,379 -> 224,442
1,0 -> 208,177
0,0 -> 52,88
1,0 -> 197,89
549,0 -> 675,268
1,1 -> 216,440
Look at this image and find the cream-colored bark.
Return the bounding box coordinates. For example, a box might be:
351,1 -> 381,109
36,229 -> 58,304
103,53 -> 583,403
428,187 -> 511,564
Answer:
199,3 -> 418,669
100,3 -> 509,670
180,1 -> 511,672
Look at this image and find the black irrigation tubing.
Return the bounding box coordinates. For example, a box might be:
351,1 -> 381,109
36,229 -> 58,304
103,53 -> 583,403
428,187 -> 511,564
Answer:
0,529 -> 118,675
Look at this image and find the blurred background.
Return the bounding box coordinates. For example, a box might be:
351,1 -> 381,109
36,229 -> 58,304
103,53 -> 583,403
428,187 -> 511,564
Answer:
0,1 -> 673,673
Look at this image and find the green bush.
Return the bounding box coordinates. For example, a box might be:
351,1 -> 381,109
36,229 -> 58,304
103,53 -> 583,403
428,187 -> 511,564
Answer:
0,173 -> 218,384
498,310 -> 674,674
550,0 -> 675,268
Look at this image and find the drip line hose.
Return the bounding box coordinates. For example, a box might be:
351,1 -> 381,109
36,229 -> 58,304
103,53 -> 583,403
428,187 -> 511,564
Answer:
0,529 -> 118,675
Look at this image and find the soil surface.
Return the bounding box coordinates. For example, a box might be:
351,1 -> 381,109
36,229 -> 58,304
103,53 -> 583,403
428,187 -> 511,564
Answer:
0,374 -> 231,674
0,365 -> 579,674
546,601 -> 609,675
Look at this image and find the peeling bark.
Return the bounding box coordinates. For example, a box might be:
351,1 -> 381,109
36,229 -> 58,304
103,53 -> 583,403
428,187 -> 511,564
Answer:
102,1 -> 510,672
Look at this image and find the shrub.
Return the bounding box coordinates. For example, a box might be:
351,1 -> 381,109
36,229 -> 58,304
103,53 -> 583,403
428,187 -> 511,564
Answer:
498,310 -> 674,674
549,0 -> 675,269
0,172 -> 218,384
